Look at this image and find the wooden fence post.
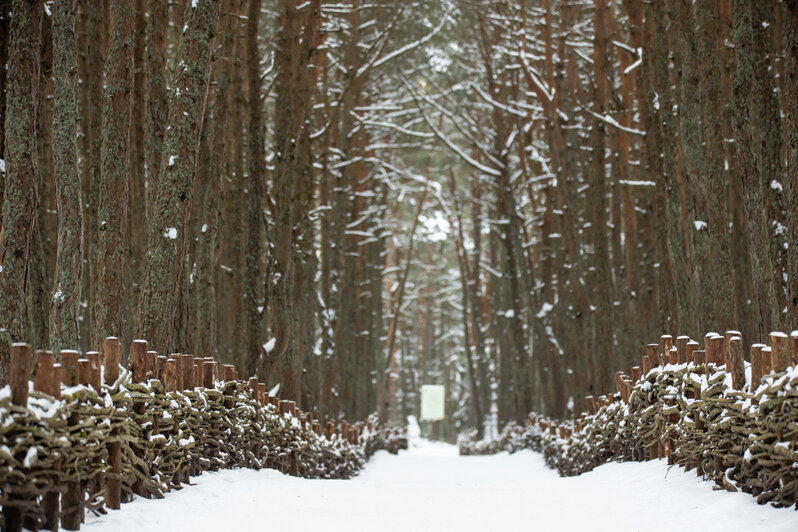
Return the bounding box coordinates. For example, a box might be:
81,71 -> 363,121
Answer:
660,335 -> 673,365
750,344 -> 764,391
761,346 -> 772,375
103,337 -> 122,512
34,351 -> 60,531
676,336 -> 689,364
130,339 -> 150,499
770,332 -> 791,373
727,336 -> 745,390
3,344 -> 31,532
180,354 -> 194,390
59,349 -> 81,530
646,344 -> 659,368
103,337 -> 121,386
686,340 -> 699,365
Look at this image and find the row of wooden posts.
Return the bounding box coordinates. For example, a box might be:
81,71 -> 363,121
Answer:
4,337 -> 370,532
538,330 -> 798,440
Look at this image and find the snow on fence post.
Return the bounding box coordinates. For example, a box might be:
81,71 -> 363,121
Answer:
770,332 -> 791,373
60,349 -> 82,530
724,330 -> 742,368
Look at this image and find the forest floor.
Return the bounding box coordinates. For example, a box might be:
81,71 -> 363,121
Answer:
79,440 -> 797,532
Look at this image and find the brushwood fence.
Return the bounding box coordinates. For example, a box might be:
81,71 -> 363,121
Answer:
0,338 -> 407,531
460,330 -> 798,509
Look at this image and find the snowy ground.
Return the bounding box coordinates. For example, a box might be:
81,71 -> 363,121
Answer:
79,441 -> 797,532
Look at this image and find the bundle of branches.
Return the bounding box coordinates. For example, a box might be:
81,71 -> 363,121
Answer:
0,370 -> 401,529
459,363 -> 798,509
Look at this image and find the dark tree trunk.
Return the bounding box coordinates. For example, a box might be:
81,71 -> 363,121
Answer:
137,0 -> 222,353
50,0 -> 84,352
0,0 -> 42,382
95,0 -> 134,346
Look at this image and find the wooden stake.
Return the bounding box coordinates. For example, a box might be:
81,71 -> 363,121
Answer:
761,346 -> 772,375
770,332 -> 791,372
60,349 -> 79,386
86,351 -> 102,391
676,336 -> 689,364
156,354 -> 167,381
130,340 -> 148,383
750,344 -> 764,391
34,351 -> 60,530
180,354 -> 194,390
728,336 -> 745,390
686,340 -> 699,365
4,344 -> 30,531
646,344 -> 659,368
163,359 -> 177,393
103,337 -> 121,386
59,349 -> 82,529
33,350 -> 56,397
203,361 -> 215,388
585,395 -> 596,414
791,331 -> 798,364
660,335 -> 673,365
668,346 -> 678,365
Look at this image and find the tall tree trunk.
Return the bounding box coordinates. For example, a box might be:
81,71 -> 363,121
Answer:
137,0 -> 222,352
50,0 -> 83,352
244,0 -> 264,377
733,0 -> 787,336
94,0 -> 134,346
0,0 -> 42,382
145,0 -> 168,215
268,0 -> 321,401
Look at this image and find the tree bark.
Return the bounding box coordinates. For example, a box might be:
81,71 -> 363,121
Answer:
0,0 -> 42,383
50,0 -> 84,352
95,0 -> 134,346
137,0 -> 222,353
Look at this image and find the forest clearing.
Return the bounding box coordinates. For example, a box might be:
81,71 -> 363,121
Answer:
1,0 -> 798,529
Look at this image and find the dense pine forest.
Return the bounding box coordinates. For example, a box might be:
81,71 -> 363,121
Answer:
0,0 -> 796,439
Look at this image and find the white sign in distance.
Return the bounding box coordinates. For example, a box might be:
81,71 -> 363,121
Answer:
420,385 -> 445,421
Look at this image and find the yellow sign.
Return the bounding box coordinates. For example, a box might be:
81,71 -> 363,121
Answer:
420,385 -> 445,421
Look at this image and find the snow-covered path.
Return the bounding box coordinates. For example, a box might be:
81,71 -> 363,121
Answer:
80,441 -> 797,532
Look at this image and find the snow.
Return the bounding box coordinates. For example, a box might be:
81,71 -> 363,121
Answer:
262,338 -> 276,353
168,155 -> 177,167
163,227 -> 178,240
0,159 -> 5,173
80,442 -> 796,532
